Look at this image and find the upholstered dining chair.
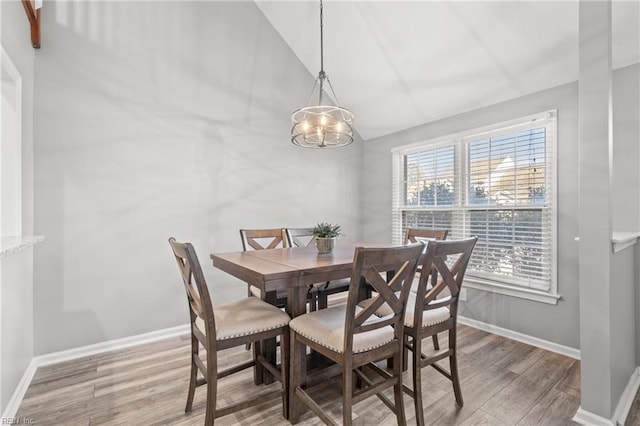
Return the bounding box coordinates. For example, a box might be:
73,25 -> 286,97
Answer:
169,237 -> 290,425
288,243 -> 424,425
404,227 -> 449,350
285,227 -> 351,311
403,237 -> 477,426
240,228 -> 288,307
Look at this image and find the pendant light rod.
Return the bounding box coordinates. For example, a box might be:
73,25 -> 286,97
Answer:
320,0 -> 324,74
318,0 -> 325,105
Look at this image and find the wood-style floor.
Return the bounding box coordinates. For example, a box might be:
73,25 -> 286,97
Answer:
16,322 -> 587,426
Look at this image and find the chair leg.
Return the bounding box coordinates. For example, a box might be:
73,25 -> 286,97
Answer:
185,353 -> 198,413
318,292 -> 328,310
449,328 -> 464,407
253,339 -> 264,385
205,357 -> 217,426
342,363 -> 353,426
309,292 -> 318,312
289,329 -> 305,424
432,334 -> 440,350
392,348 -> 407,426
412,335 -> 425,426
280,328 -> 290,419
402,334 -> 409,371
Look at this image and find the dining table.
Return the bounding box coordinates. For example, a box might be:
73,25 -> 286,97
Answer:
210,242 -> 387,420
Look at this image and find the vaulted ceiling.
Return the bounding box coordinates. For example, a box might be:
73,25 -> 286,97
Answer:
257,1 -> 640,141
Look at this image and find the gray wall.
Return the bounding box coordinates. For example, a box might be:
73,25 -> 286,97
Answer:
32,1 -> 363,355
609,247 -> 636,416
611,64 -> 640,414
0,0 -> 36,412
612,64 -> 640,232
363,65 -> 640,349
1,250 -> 34,412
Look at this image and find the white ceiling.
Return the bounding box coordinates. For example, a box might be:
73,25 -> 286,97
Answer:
257,1 -> 640,141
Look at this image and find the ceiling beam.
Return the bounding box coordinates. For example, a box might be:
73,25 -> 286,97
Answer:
21,0 -> 41,49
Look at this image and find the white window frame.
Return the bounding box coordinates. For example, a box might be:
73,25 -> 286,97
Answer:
392,111 -> 559,305
1,45 -> 23,237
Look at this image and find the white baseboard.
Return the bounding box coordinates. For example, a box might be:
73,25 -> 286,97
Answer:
458,315 -> 581,360
1,324 -> 190,418
612,367 -> 640,425
1,359 -> 38,420
572,407 -> 616,426
35,324 -> 189,367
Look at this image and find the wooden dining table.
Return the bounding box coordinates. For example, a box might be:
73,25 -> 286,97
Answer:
210,244 -> 379,316
211,243 -> 384,420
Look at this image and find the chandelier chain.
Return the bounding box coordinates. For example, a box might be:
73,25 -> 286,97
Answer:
290,0 -> 354,148
320,0 -> 324,74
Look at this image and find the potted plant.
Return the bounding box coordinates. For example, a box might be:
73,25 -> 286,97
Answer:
312,222 -> 342,254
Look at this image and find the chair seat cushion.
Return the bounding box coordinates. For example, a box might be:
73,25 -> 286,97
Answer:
409,274 -> 451,298
289,305 -> 394,354
359,293 -> 450,328
404,294 -> 450,328
204,297 -> 290,341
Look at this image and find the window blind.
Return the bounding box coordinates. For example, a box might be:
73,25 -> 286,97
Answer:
392,111 -> 557,294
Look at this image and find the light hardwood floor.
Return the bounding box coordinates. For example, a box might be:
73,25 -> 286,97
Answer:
16,323 -> 586,425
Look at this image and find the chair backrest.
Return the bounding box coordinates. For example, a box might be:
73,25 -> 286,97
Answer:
343,243 -> 424,353
404,227 -> 449,244
240,228 -> 287,251
285,228 -> 317,248
411,237 -> 478,329
168,237 -> 216,346
404,228 -> 448,278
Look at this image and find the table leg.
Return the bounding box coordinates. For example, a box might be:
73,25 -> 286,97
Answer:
287,285 -> 307,423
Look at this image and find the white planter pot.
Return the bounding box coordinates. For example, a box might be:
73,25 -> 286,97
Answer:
316,237 -> 336,254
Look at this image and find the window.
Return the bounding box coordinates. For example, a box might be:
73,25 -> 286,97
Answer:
392,111 -> 558,304
1,46 -> 23,237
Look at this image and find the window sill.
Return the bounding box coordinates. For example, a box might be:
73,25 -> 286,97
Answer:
0,236 -> 45,258
611,231 -> 640,254
464,277 -> 561,305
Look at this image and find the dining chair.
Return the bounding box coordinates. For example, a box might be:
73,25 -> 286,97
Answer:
169,237 -> 291,425
404,227 -> 449,350
403,237 -> 477,426
404,227 -> 449,244
288,243 -> 424,425
285,227 -> 351,310
404,227 -> 449,279
240,228 -> 288,307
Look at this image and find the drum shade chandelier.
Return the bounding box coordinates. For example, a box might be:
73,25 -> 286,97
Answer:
291,0 -> 354,148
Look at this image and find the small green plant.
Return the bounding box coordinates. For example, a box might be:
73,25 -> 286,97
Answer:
312,222 -> 342,238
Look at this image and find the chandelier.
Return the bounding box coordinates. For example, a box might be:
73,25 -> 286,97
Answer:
291,0 -> 354,148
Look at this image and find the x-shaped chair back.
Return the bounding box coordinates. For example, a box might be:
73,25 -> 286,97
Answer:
285,228 -> 317,248
411,237 -> 478,329
240,228 -> 287,251
343,243 -> 424,353
169,237 -> 216,347
404,227 -> 449,277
